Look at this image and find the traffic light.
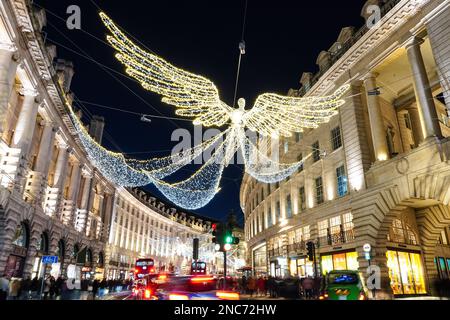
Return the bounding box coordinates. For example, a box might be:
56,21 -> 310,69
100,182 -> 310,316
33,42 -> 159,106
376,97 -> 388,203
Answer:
306,241 -> 315,261
211,223 -> 220,244
211,222 -> 239,252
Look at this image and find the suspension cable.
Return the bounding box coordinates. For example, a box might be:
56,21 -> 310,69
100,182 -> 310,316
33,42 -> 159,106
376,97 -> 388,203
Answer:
232,0 -> 249,108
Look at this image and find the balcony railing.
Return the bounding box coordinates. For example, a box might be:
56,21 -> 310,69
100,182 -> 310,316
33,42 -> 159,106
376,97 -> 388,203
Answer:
298,0 -> 401,97
319,229 -> 355,246
287,241 -> 307,253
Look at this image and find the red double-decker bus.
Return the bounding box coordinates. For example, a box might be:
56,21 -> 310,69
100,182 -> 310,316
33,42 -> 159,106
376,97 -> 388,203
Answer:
134,258 -> 155,280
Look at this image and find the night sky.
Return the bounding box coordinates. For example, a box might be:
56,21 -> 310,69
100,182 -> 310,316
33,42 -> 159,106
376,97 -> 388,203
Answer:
34,0 -> 367,225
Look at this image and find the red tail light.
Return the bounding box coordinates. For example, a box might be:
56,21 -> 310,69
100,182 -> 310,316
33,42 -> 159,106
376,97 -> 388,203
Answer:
216,291 -> 239,300
191,276 -> 214,283
169,294 -> 189,300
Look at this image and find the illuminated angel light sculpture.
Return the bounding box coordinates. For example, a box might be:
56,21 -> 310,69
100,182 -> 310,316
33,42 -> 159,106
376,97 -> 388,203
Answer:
66,12 -> 350,210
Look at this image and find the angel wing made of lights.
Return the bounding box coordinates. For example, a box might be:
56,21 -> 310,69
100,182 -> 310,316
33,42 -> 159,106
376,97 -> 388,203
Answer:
100,12 -> 350,137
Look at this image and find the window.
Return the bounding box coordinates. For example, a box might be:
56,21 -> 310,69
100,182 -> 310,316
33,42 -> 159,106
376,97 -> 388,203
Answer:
312,141 -> 321,162
299,187 -> 306,211
315,177 -> 324,204
295,132 -> 303,143
276,201 -> 281,221
336,165 -> 348,197
439,230 -> 448,245
331,127 -> 342,150
286,195 -> 292,218
403,113 -> 412,130
268,207 -> 273,227
284,141 -> 289,154
318,220 -> 328,238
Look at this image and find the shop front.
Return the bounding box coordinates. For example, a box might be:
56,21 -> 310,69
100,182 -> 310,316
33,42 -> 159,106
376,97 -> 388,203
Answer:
270,257 -> 289,278
320,251 -> 359,275
436,257 -> 450,279
289,256 -> 314,278
5,223 -> 30,278
386,249 -> 426,295
252,245 -> 268,276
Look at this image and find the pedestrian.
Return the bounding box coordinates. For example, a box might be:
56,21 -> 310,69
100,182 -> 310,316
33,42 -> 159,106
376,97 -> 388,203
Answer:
92,279 -> 100,300
30,276 -> 39,299
8,277 -> 21,300
20,276 -> 31,300
247,276 -> 256,298
55,275 -> 64,299
241,275 -> 247,294
49,276 -> 56,299
302,276 -> 314,300
43,275 -> 51,300
0,274 -> 10,300
257,277 -> 265,297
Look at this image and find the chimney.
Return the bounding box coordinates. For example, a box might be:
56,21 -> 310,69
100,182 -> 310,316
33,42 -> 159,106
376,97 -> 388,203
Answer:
55,59 -> 75,93
88,115 -> 105,144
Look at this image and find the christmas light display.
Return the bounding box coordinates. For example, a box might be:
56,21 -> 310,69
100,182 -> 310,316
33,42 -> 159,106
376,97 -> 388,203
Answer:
65,13 -> 351,210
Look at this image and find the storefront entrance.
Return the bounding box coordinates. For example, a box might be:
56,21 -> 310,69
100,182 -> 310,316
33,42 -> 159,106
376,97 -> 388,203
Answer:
386,250 -> 426,295
289,257 -> 314,277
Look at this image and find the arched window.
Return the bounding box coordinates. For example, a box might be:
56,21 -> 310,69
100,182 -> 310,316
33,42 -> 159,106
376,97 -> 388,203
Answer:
97,252 -> 104,267
37,233 -> 49,254
12,223 -> 29,249
72,244 -> 80,259
58,240 -> 65,261
388,218 -> 418,245
86,249 -> 93,266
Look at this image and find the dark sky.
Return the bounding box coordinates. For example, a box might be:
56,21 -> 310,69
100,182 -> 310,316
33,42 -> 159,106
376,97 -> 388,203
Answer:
34,0 -> 367,225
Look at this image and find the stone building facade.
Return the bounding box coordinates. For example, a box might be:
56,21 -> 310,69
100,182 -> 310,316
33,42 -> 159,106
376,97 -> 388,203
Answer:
240,0 -> 450,298
0,0 -> 216,281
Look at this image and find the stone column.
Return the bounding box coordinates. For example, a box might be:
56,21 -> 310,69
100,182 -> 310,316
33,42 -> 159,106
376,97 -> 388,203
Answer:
24,121 -> 56,204
364,73 -> 389,161
68,161 -> 82,202
53,143 -> 69,190
62,160 -> 82,226
12,88 -> 40,156
406,37 -> 442,140
0,45 -> 20,135
76,172 -> 92,233
35,121 -> 57,174
426,2 -> 450,109
406,105 -> 424,146
44,142 -> 69,218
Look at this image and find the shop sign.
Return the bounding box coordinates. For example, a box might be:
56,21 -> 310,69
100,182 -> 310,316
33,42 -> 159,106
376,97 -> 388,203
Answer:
82,267 -> 92,272
42,255 -> 58,264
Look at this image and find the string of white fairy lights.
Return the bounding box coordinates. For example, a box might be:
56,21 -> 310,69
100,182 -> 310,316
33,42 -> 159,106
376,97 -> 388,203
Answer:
62,12 -> 349,210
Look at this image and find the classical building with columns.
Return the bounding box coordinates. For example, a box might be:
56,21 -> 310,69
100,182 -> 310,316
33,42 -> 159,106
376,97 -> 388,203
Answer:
105,187 -> 217,279
0,0 -> 217,282
241,0 -> 450,298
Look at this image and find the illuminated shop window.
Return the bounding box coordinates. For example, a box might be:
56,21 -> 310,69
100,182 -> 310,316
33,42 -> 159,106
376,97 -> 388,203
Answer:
386,250 -> 426,295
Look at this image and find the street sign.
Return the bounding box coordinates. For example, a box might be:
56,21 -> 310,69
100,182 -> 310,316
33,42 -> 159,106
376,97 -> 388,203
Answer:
42,255 -> 58,264
363,243 -> 371,253
365,252 -> 371,260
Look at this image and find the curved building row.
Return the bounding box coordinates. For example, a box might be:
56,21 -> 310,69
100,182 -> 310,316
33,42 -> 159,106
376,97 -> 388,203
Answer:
0,0 -> 216,281
241,0 -> 450,298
